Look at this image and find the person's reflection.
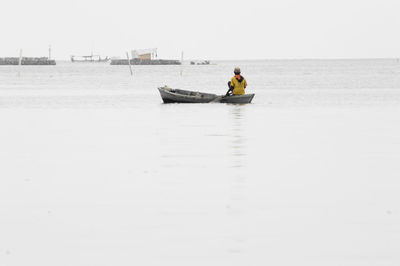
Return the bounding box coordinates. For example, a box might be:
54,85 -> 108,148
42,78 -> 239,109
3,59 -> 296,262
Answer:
231,105 -> 246,169
225,105 -> 248,256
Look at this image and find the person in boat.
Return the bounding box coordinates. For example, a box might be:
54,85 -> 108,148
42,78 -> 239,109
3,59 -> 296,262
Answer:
226,67 -> 247,96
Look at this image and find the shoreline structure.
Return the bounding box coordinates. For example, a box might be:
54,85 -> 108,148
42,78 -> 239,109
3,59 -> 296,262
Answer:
111,48 -> 181,65
0,48 -> 186,66
110,58 -> 181,65
0,57 -> 56,65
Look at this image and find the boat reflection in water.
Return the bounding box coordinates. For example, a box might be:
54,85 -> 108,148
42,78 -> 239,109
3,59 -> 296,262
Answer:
230,105 -> 247,169
225,105 -> 249,255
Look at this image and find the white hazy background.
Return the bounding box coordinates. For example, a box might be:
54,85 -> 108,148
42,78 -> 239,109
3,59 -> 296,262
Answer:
1,0 -> 400,59
2,0 -> 400,265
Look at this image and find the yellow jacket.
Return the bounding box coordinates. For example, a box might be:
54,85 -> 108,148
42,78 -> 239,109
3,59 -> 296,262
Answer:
230,75 -> 247,95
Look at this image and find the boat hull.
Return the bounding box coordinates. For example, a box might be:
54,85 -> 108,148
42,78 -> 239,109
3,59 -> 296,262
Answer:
158,87 -> 254,104
220,94 -> 255,104
158,87 -> 217,103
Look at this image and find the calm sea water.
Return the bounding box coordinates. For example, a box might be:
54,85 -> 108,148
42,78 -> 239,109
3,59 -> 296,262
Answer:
1,60 -> 400,265
1,59 -> 400,107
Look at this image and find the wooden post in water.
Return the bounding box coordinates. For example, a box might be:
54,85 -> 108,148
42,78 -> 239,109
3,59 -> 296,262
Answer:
18,49 -> 22,76
180,51 -> 184,76
126,52 -> 133,76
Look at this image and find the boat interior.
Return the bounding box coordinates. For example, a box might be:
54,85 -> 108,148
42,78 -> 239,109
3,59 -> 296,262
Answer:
163,87 -> 217,98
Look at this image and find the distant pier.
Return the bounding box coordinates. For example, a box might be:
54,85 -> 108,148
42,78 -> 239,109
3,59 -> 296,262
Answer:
111,48 -> 181,65
110,58 -> 181,65
0,57 -> 56,65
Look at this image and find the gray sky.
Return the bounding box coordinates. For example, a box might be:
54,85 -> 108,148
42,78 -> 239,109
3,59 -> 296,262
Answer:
1,0 -> 400,60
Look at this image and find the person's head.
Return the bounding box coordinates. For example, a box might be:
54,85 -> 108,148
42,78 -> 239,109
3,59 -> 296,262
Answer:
234,67 -> 241,75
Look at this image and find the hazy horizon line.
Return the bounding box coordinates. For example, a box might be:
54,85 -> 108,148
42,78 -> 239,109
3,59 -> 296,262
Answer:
45,57 -> 400,61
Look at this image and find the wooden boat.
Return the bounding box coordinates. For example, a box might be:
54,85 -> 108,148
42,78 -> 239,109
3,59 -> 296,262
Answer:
158,87 -> 218,103
71,55 -> 109,63
158,86 -> 255,104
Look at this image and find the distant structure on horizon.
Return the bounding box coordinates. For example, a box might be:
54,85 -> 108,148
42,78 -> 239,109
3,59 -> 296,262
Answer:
71,54 -> 110,63
190,60 -> 211,65
0,57 -> 56,65
110,48 -> 181,65
0,46 -> 56,65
